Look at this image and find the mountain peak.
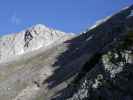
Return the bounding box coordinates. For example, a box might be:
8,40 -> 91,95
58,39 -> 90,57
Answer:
0,24 -> 74,62
31,24 -> 48,31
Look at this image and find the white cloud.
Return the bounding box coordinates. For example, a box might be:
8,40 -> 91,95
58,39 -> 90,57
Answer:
10,13 -> 21,25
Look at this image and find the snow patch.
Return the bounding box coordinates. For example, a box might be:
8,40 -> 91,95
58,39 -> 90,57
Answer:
127,10 -> 133,18
89,16 -> 111,30
86,36 -> 93,41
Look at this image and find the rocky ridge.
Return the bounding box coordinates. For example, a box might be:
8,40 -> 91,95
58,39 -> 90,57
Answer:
52,5 -> 133,100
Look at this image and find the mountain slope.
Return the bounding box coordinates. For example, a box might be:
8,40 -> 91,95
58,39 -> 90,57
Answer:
51,5 -> 133,100
0,5 -> 133,100
0,24 -> 75,100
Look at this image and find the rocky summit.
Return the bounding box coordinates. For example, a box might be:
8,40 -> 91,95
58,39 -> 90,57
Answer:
0,24 -> 74,62
0,5 -> 133,100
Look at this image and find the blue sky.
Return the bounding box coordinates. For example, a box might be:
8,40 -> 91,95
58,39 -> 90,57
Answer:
0,0 -> 132,35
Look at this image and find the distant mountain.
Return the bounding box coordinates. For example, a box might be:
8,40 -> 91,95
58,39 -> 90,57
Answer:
0,5 -> 133,100
0,24 -> 74,62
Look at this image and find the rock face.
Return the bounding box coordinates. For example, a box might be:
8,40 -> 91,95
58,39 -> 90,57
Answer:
0,4 -> 133,100
0,24 -> 73,62
52,5 -> 133,100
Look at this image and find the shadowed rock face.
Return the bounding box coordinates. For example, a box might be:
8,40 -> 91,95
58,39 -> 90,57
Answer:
0,5 -> 133,100
51,5 -> 133,100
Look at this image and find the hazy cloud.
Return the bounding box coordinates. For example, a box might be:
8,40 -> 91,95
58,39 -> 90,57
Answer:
10,13 -> 21,25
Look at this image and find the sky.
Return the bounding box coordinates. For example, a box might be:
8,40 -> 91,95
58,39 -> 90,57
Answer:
0,0 -> 133,35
